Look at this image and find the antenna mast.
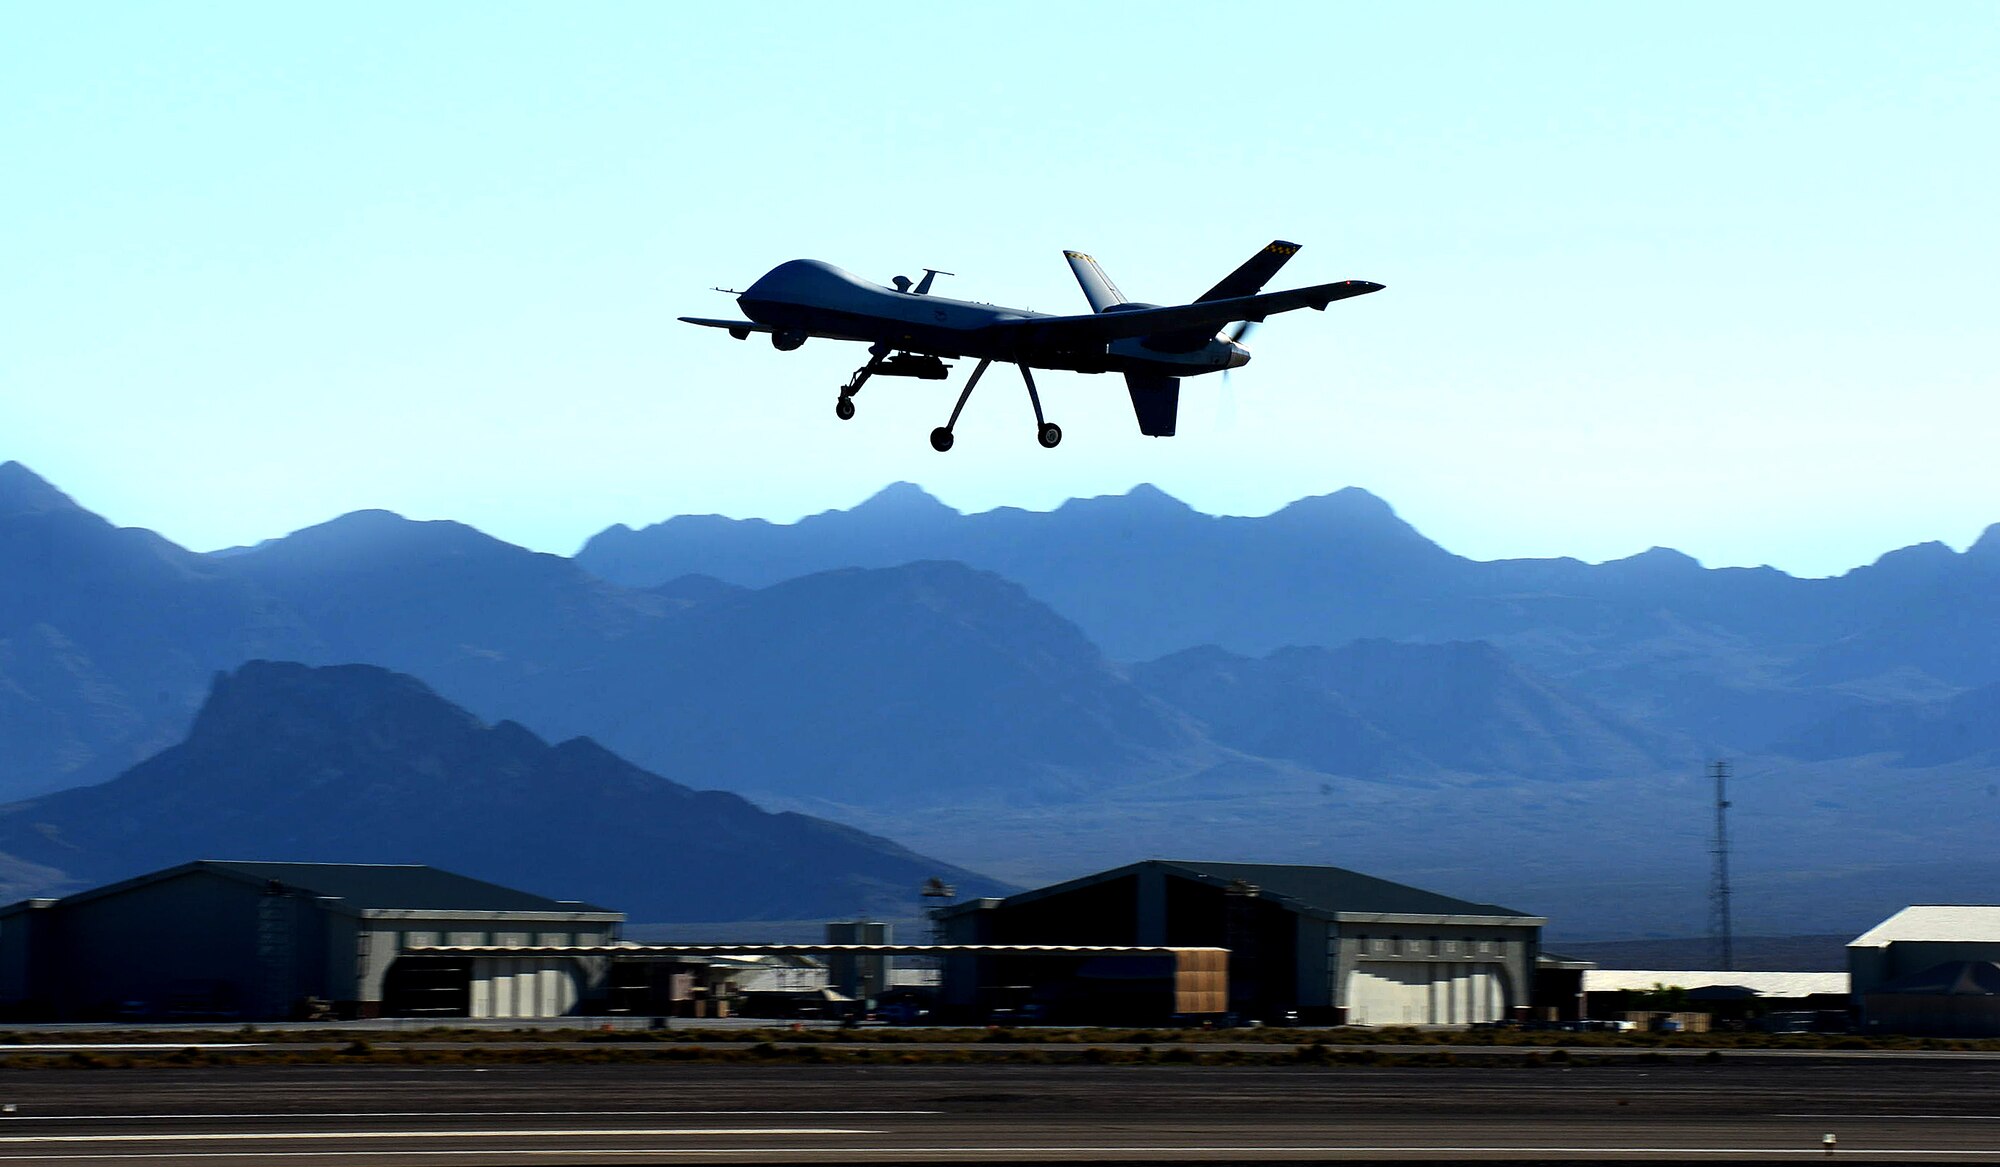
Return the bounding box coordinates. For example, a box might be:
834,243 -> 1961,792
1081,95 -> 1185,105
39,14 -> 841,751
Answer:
921,877 -> 956,945
1708,759 -> 1734,971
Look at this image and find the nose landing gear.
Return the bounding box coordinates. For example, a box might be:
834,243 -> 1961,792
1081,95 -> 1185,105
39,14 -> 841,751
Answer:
835,345 -> 884,421
837,347 -> 952,421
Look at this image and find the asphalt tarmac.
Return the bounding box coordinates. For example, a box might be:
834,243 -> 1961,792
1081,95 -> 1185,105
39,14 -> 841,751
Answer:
8,1038 -> 1999,1063
0,1059 -> 1994,1164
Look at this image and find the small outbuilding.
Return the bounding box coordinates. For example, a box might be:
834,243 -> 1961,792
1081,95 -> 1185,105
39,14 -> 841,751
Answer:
936,859 -> 1543,1025
0,860 -> 623,1020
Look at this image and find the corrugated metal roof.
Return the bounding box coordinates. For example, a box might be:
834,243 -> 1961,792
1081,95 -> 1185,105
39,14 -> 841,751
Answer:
1157,860 -> 1533,919
1849,905 -> 2000,948
1583,970 -> 1849,996
199,861 -> 615,914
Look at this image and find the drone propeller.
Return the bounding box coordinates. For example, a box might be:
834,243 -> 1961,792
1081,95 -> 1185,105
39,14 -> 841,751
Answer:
1221,319 -> 1259,390
1217,321 -> 1258,429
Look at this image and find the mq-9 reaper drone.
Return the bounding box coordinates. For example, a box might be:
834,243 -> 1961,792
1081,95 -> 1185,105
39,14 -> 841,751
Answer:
681,240 -> 1382,450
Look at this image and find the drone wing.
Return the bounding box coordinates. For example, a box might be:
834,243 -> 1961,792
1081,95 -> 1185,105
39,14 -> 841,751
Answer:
679,317 -> 775,339
680,316 -> 880,343
982,279 -> 1383,357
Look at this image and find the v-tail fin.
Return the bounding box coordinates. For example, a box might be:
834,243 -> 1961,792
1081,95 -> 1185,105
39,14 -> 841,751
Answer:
1064,250 -> 1127,312
1124,372 -> 1181,437
1197,240 -> 1302,303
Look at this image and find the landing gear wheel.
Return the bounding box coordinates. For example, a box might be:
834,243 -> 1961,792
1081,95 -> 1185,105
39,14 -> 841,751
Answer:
835,396 -> 856,421
929,427 -> 955,453
1037,422 -> 1063,448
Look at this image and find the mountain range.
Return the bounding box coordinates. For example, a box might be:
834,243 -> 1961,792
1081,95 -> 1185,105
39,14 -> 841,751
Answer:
0,660 -> 1002,920
581,481 -> 2000,750
5,459 -> 1998,937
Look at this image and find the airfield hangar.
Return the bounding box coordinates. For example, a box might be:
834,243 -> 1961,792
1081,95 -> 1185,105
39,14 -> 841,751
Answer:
0,861 -> 624,1021
1849,905 -> 2000,1037
936,860 -> 1544,1025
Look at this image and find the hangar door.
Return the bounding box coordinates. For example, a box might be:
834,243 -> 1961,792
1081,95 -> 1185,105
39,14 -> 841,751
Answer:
469,957 -> 581,1019
1348,963 -> 1503,1026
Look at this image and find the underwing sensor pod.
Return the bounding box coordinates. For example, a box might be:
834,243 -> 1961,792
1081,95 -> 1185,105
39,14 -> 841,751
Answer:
681,241 -> 1383,450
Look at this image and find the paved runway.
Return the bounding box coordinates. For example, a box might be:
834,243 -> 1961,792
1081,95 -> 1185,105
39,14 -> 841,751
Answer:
0,1060 -> 1994,1163
9,1040 -> 1996,1063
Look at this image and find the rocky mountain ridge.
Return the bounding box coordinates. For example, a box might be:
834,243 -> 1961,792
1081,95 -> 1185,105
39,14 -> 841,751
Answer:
6,461 -> 1998,935
577,480 -> 2000,751
0,660 -> 1005,921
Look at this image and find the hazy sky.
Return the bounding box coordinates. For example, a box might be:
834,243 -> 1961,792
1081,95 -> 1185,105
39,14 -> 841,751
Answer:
4,2 -> 1994,575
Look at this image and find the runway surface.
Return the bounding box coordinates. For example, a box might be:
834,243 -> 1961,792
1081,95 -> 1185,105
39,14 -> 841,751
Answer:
8,1040 -> 1997,1062
0,1059 -> 1994,1163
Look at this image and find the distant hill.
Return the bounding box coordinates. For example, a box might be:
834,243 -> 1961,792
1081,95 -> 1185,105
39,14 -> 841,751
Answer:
1551,935 -> 1853,973
1779,680 -> 2000,767
1792,531 -> 2000,691
3,479 -> 1666,813
0,661 -> 1005,921
0,462 -> 317,797
1131,640 -> 1692,781
7,460 -> 2000,937
207,507 -> 1218,809
540,559 -> 1212,808
198,510 -> 1707,814
579,482 -> 1467,663
576,482 -> 2000,752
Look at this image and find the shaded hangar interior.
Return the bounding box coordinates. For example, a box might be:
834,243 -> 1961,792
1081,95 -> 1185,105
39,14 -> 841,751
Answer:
409,942 -> 1226,1024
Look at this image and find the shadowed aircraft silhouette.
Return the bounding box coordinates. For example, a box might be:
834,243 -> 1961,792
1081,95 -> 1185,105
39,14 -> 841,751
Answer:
682,241 -> 1383,450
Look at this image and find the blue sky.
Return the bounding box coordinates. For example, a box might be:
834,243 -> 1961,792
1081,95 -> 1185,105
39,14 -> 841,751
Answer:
4,2 -> 1994,574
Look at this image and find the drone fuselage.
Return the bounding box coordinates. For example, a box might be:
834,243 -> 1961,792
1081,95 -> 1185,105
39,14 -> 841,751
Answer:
737,260 -> 1247,378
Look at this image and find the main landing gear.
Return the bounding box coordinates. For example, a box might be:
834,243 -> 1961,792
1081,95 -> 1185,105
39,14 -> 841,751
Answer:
835,349 -> 1062,450
927,358 -> 1061,453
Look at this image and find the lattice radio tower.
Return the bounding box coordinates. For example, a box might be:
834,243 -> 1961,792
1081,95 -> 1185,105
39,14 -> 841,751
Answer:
1708,759 -> 1735,971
